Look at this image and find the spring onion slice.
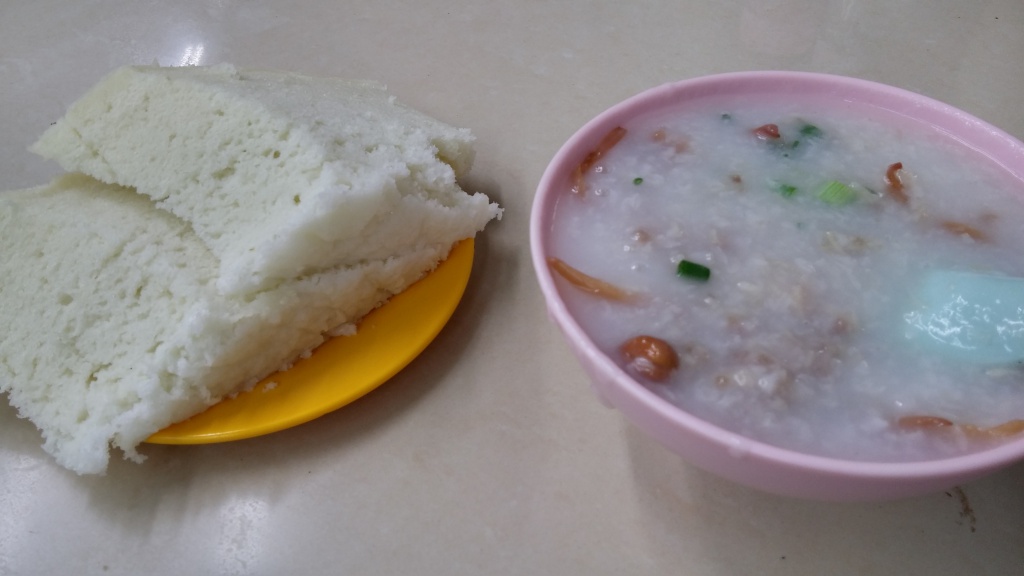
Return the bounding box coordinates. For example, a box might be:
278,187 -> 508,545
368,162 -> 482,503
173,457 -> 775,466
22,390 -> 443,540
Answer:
799,123 -> 823,138
677,260 -> 711,281
818,180 -> 858,205
776,183 -> 798,197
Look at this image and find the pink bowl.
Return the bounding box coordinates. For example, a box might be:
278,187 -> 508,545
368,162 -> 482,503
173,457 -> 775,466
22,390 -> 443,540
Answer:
530,71 -> 1024,501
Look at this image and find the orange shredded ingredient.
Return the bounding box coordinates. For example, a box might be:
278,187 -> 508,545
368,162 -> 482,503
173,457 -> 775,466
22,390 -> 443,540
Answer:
897,416 -> 1024,440
985,420 -> 1024,437
753,123 -> 781,140
962,419 -> 1024,439
570,164 -> 587,196
939,220 -> 989,243
547,257 -> 636,302
571,126 -> 628,196
884,162 -> 909,204
897,415 -> 955,430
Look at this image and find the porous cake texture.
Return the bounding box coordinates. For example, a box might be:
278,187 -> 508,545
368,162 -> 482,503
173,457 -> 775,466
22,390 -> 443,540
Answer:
1,64 -> 500,474
0,175 -> 451,474
32,64 -> 500,294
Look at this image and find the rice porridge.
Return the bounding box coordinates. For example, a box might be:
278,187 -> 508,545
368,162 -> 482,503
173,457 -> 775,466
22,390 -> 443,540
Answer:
547,95 -> 1024,462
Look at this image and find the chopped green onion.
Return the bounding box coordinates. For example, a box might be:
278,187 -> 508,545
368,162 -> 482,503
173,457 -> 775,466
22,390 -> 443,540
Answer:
633,177 -> 644,185
677,260 -> 711,281
776,183 -> 798,198
720,113 -> 732,121
799,123 -> 822,138
818,180 -> 858,205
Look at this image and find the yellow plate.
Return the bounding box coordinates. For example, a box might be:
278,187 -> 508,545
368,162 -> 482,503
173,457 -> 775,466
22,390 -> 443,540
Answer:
146,239 -> 474,445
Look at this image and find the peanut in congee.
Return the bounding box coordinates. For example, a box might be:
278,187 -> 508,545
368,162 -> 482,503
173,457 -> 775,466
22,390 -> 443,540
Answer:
549,97 -> 1024,461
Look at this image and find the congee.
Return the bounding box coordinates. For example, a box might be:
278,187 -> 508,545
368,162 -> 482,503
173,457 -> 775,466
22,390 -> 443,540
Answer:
548,94 -> 1024,462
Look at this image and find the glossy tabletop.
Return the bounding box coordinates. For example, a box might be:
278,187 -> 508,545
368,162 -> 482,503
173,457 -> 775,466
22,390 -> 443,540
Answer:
1,1 -> 1023,574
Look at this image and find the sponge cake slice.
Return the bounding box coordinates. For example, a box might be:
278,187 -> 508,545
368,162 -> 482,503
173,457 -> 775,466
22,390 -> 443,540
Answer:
0,174 -> 451,474
31,64 -> 501,294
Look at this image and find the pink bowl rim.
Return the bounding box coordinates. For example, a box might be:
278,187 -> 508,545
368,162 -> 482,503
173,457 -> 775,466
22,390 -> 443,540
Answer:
530,70 -> 1024,482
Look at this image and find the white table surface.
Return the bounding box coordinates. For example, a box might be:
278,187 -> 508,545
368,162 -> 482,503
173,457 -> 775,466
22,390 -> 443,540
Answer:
2,1 -> 1023,574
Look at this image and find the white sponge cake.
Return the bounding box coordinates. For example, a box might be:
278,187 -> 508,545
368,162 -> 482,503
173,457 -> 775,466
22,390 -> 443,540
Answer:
0,174 -> 451,474
4,64 -> 500,474
32,64 -> 501,294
